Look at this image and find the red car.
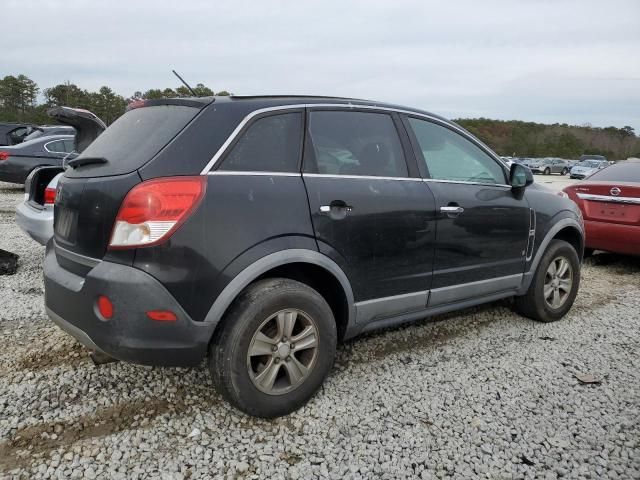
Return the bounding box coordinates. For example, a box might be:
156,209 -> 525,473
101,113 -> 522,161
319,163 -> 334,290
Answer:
563,159 -> 640,256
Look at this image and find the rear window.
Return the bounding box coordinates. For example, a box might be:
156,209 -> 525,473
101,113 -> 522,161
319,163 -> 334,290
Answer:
587,162 -> 640,182
66,105 -> 199,178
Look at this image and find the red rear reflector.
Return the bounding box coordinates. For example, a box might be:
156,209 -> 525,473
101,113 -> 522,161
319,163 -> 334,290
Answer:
109,176 -> 206,249
44,187 -> 57,205
0,151 -> 9,161
146,310 -> 177,321
97,296 -> 114,319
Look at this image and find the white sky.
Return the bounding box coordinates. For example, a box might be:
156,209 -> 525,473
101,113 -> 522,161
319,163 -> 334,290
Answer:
4,0 -> 640,130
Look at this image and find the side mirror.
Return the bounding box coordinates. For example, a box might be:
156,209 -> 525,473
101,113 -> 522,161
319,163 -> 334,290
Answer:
510,163 -> 533,190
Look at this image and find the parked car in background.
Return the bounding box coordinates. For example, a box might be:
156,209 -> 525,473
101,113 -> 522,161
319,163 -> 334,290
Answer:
0,135 -> 74,184
44,95 -> 584,418
569,159 -> 608,179
529,158 -> 570,175
22,125 -> 75,143
16,168 -> 63,244
0,122 -> 33,146
579,154 -> 607,162
15,107 -> 106,244
564,159 -> 639,256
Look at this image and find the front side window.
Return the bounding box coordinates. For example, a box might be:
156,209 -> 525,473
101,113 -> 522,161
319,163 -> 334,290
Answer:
220,112 -> 302,172
306,110 -> 408,177
407,117 -> 506,184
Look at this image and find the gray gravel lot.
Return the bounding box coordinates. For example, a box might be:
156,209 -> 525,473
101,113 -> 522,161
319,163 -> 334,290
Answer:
0,179 -> 639,479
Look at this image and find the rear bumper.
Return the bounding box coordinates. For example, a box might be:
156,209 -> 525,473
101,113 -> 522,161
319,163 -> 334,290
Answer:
15,201 -> 53,245
584,220 -> 640,256
43,243 -> 215,366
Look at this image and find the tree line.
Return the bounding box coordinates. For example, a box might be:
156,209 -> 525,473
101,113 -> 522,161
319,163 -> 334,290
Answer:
1,74 -> 638,160
456,118 -> 639,161
0,74 -> 230,126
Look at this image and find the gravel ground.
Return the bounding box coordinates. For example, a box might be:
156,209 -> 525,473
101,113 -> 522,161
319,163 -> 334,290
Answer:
0,180 -> 639,480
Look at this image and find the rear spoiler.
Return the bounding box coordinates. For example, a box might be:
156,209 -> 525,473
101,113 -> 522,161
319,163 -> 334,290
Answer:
126,97 -> 215,111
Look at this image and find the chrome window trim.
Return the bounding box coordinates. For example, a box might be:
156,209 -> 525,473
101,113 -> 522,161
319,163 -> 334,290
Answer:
576,192 -> 640,205
422,178 -> 512,188
209,170 -> 300,177
303,173 -> 423,182
200,103 -> 509,175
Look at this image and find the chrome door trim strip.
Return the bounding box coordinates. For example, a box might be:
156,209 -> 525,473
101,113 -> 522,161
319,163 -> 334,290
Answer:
576,192 -> 640,205
200,103 -> 508,174
303,173 -> 423,182
422,178 -> 512,188
208,170 -> 301,177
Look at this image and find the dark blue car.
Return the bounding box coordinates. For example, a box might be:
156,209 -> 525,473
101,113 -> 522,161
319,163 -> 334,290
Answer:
0,134 -> 75,184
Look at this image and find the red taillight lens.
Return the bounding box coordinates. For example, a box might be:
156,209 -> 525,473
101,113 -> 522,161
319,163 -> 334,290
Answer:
0,151 -> 9,161
109,176 -> 206,249
146,310 -> 177,322
97,295 -> 114,319
44,187 -> 57,205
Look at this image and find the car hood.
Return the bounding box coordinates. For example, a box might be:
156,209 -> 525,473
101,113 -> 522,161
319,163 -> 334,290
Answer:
572,166 -> 595,174
47,106 -> 106,153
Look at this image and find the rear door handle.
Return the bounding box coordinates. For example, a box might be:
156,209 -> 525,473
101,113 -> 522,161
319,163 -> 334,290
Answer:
440,206 -> 464,213
320,200 -> 353,219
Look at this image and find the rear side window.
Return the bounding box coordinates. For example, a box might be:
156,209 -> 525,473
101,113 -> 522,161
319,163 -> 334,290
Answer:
45,140 -> 67,153
69,105 -> 199,177
306,111 -> 408,177
587,162 -> 640,182
219,113 -> 302,172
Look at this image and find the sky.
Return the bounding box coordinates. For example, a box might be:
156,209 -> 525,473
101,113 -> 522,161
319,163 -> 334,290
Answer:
4,0 -> 640,130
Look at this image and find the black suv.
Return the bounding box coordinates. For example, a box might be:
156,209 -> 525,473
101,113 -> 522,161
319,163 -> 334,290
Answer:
44,96 -> 584,417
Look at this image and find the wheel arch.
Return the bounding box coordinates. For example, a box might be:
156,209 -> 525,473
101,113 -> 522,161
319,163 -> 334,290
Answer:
203,249 -> 356,341
520,216 -> 584,293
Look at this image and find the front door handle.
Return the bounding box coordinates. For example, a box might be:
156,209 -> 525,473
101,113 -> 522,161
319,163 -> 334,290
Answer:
320,200 -> 353,220
440,205 -> 464,217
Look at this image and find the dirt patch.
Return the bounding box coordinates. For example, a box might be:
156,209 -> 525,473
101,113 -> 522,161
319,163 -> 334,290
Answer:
0,397 -> 189,472
15,342 -> 89,371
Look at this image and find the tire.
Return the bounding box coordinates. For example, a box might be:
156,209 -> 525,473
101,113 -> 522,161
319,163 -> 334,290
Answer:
515,239 -> 580,322
544,168 -> 551,175
583,248 -> 594,259
562,168 -> 568,175
209,278 -> 337,418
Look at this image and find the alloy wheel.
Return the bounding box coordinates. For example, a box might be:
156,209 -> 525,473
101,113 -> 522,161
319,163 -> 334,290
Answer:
544,256 -> 573,309
247,309 -> 319,395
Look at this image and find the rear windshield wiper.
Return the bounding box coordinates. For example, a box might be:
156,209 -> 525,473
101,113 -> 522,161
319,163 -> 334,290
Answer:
67,156 -> 108,168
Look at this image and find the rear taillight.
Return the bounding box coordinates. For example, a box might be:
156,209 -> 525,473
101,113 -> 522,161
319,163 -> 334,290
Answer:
0,151 -> 9,161
109,176 -> 206,249
44,187 -> 57,205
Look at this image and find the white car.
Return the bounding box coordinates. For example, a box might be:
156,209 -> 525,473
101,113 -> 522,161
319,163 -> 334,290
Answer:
16,168 -> 63,244
569,160 -> 608,179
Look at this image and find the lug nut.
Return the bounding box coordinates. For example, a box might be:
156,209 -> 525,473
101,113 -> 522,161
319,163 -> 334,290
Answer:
275,358 -> 280,364
286,356 -> 291,362
271,345 -> 277,352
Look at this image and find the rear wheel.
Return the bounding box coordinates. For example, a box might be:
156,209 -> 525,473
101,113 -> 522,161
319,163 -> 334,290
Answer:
209,278 -> 337,418
515,239 -> 580,322
562,168 -> 568,175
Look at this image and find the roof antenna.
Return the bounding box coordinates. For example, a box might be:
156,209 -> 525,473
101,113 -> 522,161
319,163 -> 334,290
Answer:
172,69 -> 197,97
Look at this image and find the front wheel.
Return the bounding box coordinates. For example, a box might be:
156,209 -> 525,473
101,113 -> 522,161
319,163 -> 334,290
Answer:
515,239 -> 580,322
209,278 -> 337,418
562,168 -> 568,175
544,167 -> 551,175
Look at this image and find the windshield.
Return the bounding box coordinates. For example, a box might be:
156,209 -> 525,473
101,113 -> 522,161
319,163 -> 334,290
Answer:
587,162 -> 640,182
